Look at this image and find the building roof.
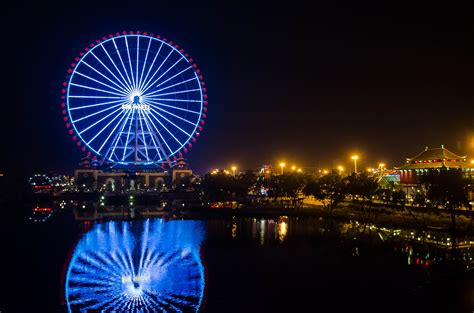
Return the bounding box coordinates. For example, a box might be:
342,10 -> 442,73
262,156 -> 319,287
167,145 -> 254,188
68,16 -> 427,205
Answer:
406,145 -> 466,162
396,145 -> 472,170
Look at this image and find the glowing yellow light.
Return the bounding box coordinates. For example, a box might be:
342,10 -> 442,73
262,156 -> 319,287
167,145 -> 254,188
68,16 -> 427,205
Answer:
337,166 -> 344,171
367,168 -> 373,172
297,168 -> 302,172
471,160 -> 474,164
323,169 -> 328,174
231,166 -> 237,171
279,162 -> 286,175
379,163 -> 385,168
351,155 -> 359,160
291,165 -> 296,171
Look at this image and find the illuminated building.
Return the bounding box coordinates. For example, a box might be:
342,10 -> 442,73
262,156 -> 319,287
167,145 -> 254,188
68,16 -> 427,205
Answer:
396,145 -> 473,194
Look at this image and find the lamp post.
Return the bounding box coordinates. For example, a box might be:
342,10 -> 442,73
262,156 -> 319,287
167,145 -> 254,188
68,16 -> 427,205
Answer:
378,163 -> 385,173
351,155 -> 359,173
231,166 -> 237,176
279,162 -> 286,175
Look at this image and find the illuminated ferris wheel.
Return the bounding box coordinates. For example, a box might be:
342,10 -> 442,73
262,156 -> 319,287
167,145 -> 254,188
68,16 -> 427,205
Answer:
61,31 -> 207,167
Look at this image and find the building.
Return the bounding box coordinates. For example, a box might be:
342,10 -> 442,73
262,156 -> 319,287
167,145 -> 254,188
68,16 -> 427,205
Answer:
396,145 -> 473,195
75,156 -> 193,192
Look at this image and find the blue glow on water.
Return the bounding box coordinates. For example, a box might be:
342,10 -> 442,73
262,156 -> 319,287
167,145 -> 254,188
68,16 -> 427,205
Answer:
65,219 -> 206,312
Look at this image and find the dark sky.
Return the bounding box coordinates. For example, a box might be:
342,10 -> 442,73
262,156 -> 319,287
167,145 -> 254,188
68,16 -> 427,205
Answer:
5,1 -> 474,176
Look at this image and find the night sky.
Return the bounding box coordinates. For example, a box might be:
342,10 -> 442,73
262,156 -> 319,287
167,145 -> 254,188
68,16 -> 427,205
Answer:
5,1 -> 474,176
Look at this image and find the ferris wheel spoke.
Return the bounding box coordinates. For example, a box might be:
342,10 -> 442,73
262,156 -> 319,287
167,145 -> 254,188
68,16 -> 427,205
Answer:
88,110 -> 127,146
143,99 -> 200,114
147,109 -> 188,144
89,51 -> 132,93
137,109 -> 149,161
107,109 -> 133,160
152,66 -> 193,91
74,71 -> 128,95
145,97 -> 202,103
69,83 -> 126,96
112,38 -> 133,88
72,103 -> 123,123
144,69 -> 196,98
142,55 -> 186,95
69,99 -> 124,111
140,42 -> 164,94
148,109 -> 191,137
150,77 -> 198,95
122,109 -> 135,161
81,60 -> 130,93
140,111 -> 163,162
136,36 -> 140,91
148,104 -> 198,126
100,45 -> 133,93
153,88 -> 201,98
143,112 -> 174,155
140,48 -> 174,95
124,36 -> 136,89
69,95 -> 124,99
97,110 -> 130,153
78,107 -> 123,135
138,37 -> 153,91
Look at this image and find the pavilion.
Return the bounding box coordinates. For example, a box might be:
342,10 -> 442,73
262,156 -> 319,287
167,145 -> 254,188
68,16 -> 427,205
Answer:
396,145 -> 473,194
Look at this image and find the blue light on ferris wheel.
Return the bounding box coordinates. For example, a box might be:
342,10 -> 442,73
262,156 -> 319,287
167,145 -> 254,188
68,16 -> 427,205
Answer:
63,32 -> 208,166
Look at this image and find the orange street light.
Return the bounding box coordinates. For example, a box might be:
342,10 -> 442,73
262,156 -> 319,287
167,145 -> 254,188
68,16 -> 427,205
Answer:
279,162 -> 286,175
231,166 -> 237,176
351,155 -> 359,173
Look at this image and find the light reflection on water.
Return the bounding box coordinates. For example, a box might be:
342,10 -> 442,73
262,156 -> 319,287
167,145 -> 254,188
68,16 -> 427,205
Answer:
207,215 -> 473,270
24,203 -> 473,311
65,219 -> 206,312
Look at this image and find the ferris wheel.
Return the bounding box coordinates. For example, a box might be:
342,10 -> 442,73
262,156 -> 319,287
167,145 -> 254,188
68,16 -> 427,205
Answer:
61,31 -> 207,167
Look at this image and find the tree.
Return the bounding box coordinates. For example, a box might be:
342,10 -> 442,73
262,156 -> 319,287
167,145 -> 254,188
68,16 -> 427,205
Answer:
268,173 -> 306,208
420,168 -> 471,236
343,172 -> 379,225
303,171 -> 345,214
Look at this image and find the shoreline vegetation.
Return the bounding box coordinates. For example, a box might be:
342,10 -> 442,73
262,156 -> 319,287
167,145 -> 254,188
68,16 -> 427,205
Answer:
189,199 -> 473,234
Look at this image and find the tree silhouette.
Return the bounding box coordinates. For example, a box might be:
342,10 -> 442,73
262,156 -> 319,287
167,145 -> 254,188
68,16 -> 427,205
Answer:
420,168 -> 471,237
303,171 -> 345,214
343,172 -> 379,225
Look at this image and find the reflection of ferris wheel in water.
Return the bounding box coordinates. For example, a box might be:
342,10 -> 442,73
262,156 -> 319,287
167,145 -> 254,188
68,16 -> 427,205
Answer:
61,31 -> 207,167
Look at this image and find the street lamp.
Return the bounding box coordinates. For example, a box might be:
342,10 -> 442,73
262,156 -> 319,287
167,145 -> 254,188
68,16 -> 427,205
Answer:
378,163 -> 385,172
351,155 -> 359,173
291,165 -> 296,171
297,168 -> 302,173
231,166 -> 237,176
279,162 -> 286,175
337,166 -> 344,173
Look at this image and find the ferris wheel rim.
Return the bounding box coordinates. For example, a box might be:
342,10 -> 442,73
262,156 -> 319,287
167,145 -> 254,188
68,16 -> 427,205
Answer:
61,31 -> 208,166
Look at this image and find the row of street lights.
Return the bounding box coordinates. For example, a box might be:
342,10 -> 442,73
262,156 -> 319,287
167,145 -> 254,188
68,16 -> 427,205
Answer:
213,156 -> 392,177
279,162 -> 302,174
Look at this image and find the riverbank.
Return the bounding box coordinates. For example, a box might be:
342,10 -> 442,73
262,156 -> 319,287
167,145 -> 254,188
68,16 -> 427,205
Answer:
188,201 -> 473,234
